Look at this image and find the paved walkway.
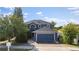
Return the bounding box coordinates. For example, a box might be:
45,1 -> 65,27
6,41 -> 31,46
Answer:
29,40 -> 79,51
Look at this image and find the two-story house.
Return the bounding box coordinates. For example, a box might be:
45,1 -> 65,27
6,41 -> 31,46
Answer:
27,20 -> 58,43
27,20 -> 52,32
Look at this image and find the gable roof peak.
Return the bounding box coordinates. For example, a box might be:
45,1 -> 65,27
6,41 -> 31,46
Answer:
27,19 -> 51,25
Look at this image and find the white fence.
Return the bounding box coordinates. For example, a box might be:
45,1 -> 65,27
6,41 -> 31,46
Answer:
0,37 -> 16,45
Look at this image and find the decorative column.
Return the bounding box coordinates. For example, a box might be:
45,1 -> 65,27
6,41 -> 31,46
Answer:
54,32 -> 56,43
36,33 -> 37,42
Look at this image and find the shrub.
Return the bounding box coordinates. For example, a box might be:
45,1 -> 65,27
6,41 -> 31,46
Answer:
27,31 -> 32,39
0,37 -> 6,41
62,23 -> 79,44
15,32 -> 27,43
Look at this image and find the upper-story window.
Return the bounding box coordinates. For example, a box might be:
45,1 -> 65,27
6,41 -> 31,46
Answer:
41,24 -> 48,28
38,25 -> 41,28
47,24 -> 50,28
29,24 -> 36,29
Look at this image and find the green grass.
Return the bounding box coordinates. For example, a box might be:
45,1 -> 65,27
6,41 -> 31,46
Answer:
71,44 -> 79,47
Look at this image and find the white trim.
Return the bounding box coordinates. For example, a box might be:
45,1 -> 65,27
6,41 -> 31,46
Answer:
29,24 -> 36,28
54,32 -> 56,43
38,25 -> 40,28
36,33 -> 37,42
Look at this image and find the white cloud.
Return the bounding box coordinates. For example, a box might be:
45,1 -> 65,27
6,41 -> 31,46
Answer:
44,17 -> 49,19
23,13 -> 28,22
0,9 -> 1,12
3,7 -> 14,11
24,19 -> 28,22
72,10 -> 79,13
36,11 -> 42,15
9,8 -> 14,11
43,17 -> 68,27
23,13 -> 28,16
71,10 -> 79,15
67,7 -> 79,10
67,7 -> 79,15
23,13 -> 29,22
23,16 -> 28,22
36,11 -> 43,16
0,7 -> 14,17
43,17 -> 79,27
3,12 -> 13,17
69,19 -> 79,24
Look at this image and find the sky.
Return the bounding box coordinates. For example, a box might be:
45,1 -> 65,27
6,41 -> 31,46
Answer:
0,7 -> 79,27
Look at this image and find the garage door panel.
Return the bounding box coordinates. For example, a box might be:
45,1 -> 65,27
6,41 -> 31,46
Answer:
37,34 -> 54,43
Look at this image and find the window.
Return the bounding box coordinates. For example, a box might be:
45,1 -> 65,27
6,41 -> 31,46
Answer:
41,24 -> 48,28
38,25 -> 41,28
29,24 -> 36,29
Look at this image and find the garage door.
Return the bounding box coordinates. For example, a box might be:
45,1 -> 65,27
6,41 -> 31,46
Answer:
37,34 -> 54,43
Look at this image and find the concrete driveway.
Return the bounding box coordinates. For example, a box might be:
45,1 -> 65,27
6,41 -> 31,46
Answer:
32,43 -> 79,51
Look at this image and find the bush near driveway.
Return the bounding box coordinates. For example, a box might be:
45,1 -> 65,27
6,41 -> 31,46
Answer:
62,23 -> 79,44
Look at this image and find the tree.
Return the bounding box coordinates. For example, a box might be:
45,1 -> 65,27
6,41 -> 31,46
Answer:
13,7 -> 23,22
10,7 -> 28,43
51,21 -> 56,28
0,17 -> 6,41
62,23 -> 79,44
0,15 -> 13,41
0,8 -> 28,43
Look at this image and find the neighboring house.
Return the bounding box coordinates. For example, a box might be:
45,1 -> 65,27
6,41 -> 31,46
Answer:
27,20 -> 59,43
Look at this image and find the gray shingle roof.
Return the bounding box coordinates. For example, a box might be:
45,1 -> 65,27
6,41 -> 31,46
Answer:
26,20 -> 51,25
32,27 -> 54,34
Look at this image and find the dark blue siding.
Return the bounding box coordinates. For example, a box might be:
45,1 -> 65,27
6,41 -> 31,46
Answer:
32,33 -> 36,41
